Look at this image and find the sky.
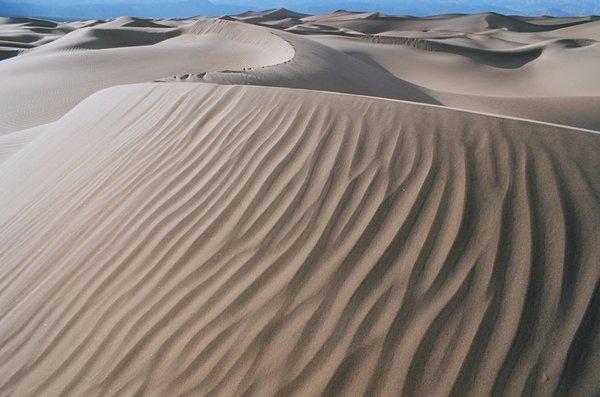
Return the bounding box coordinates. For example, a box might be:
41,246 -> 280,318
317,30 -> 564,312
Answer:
1,0 -> 599,19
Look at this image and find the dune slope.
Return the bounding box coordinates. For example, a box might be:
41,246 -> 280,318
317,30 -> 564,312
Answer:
0,82 -> 598,396
0,19 -> 294,134
4,14 -> 599,135
309,32 -> 600,130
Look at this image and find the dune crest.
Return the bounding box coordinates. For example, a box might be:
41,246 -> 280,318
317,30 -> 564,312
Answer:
2,12 -> 600,136
0,19 -> 293,134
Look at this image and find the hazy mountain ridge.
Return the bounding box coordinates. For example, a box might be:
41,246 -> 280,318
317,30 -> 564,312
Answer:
0,0 -> 246,19
213,0 -> 600,16
1,0 -> 600,19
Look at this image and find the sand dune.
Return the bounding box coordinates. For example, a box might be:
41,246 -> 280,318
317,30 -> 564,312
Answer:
100,16 -> 174,29
0,123 -> 47,164
246,11 -> 595,35
0,9 -> 599,397
539,20 -> 600,41
306,22 -> 600,129
0,16 -> 74,59
0,17 -> 440,134
2,12 -> 599,132
0,82 -> 598,396
30,26 -> 182,52
0,19 -> 293,133
311,34 -> 600,96
197,20 -> 435,104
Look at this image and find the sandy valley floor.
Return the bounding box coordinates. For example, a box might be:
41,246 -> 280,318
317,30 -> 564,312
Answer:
0,9 -> 599,396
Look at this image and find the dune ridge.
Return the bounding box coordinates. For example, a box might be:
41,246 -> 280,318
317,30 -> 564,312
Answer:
0,16 -> 76,59
0,19 -> 294,134
0,82 -> 598,396
2,12 -> 600,137
187,19 -> 294,64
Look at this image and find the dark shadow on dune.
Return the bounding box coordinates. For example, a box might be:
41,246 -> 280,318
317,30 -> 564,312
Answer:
361,35 -> 547,69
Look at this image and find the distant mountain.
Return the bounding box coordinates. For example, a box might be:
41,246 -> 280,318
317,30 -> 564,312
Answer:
0,0 -> 249,19
1,0 -> 599,19
213,0 -> 600,16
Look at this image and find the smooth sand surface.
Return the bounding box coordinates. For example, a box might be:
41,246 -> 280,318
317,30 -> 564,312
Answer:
0,10 -> 599,397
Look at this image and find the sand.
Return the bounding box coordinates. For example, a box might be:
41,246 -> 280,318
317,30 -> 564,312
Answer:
0,9 -> 599,397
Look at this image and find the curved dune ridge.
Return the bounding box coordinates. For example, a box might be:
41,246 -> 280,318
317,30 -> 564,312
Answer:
3,12 -> 600,138
198,24 -> 436,105
360,35 -> 588,65
0,19 -> 294,134
223,9 -> 600,130
188,19 -> 294,64
2,12 -> 600,136
0,83 -> 598,396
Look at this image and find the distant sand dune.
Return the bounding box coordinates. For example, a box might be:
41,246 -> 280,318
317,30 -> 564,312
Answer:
2,14 -> 599,135
0,83 -> 598,396
252,11 -> 596,35
0,19 -> 294,134
309,30 -> 600,129
199,21 -> 436,105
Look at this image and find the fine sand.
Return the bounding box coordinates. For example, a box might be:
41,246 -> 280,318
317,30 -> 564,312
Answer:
0,9 -> 599,397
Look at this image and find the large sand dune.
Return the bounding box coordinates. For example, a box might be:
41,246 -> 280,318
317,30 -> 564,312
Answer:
0,9 -> 599,397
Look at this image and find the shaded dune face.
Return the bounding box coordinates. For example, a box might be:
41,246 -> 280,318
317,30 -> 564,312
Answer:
0,83 -> 598,396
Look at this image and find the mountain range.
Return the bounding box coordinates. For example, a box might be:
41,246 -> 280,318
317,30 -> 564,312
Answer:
1,0 -> 600,19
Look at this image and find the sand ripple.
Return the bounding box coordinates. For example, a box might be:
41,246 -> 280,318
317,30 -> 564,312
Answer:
0,83 -> 598,396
